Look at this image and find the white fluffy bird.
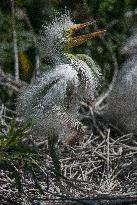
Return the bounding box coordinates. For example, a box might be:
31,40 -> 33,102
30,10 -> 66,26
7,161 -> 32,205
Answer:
101,29 -> 137,134
17,12 -> 105,143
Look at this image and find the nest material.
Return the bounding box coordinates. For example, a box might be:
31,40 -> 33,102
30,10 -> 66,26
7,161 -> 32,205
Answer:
0,107 -> 137,205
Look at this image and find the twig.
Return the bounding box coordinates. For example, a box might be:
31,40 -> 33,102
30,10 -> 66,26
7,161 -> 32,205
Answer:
0,104 -> 4,122
0,68 -> 27,92
10,0 -> 19,82
106,129 -> 110,177
94,24 -> 119,109
89,105 -> 106,139
0,106 -> 16,115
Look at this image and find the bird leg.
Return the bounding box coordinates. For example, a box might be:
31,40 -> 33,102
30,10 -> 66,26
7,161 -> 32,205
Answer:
64,130 -> 83,146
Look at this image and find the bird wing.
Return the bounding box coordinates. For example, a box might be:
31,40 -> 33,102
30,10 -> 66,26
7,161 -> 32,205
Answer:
75,54 -> 102,79
17,63 -> 79,122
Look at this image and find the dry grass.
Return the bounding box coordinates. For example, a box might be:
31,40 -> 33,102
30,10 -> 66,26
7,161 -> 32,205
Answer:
0,105 -> 137,205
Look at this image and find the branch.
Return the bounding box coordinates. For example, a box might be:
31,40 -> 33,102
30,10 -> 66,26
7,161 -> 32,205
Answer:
0,68 -> 27,92
10,0 -> 19,82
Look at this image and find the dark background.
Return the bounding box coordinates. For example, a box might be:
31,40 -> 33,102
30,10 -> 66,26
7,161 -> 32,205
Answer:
0,0 -> 137,109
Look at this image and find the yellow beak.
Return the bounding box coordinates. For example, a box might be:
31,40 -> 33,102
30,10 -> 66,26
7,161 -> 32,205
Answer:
65,21 -> 106,49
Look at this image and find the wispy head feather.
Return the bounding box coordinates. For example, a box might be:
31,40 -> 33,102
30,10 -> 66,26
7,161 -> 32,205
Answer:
38,11 -> 73,64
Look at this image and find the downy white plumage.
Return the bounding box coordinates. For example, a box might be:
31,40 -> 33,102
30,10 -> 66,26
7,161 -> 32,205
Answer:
17,12 -> 104,141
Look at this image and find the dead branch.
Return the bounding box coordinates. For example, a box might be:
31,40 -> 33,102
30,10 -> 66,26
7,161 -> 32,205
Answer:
10,0 -> 19,82
0,68 -> 27,92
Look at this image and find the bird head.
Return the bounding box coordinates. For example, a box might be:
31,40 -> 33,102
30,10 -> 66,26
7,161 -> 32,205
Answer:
39,12 -> 106,64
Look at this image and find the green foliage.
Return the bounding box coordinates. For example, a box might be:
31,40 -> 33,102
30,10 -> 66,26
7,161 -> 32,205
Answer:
0,11 -> 13,68
0,120 -> 32,158
0,9 -> 34,74
0,120 -> 32,192
0,119 -> 63,195
83,0 -> 133,83
87,0 -> 129,20
1,0 -> 137,86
